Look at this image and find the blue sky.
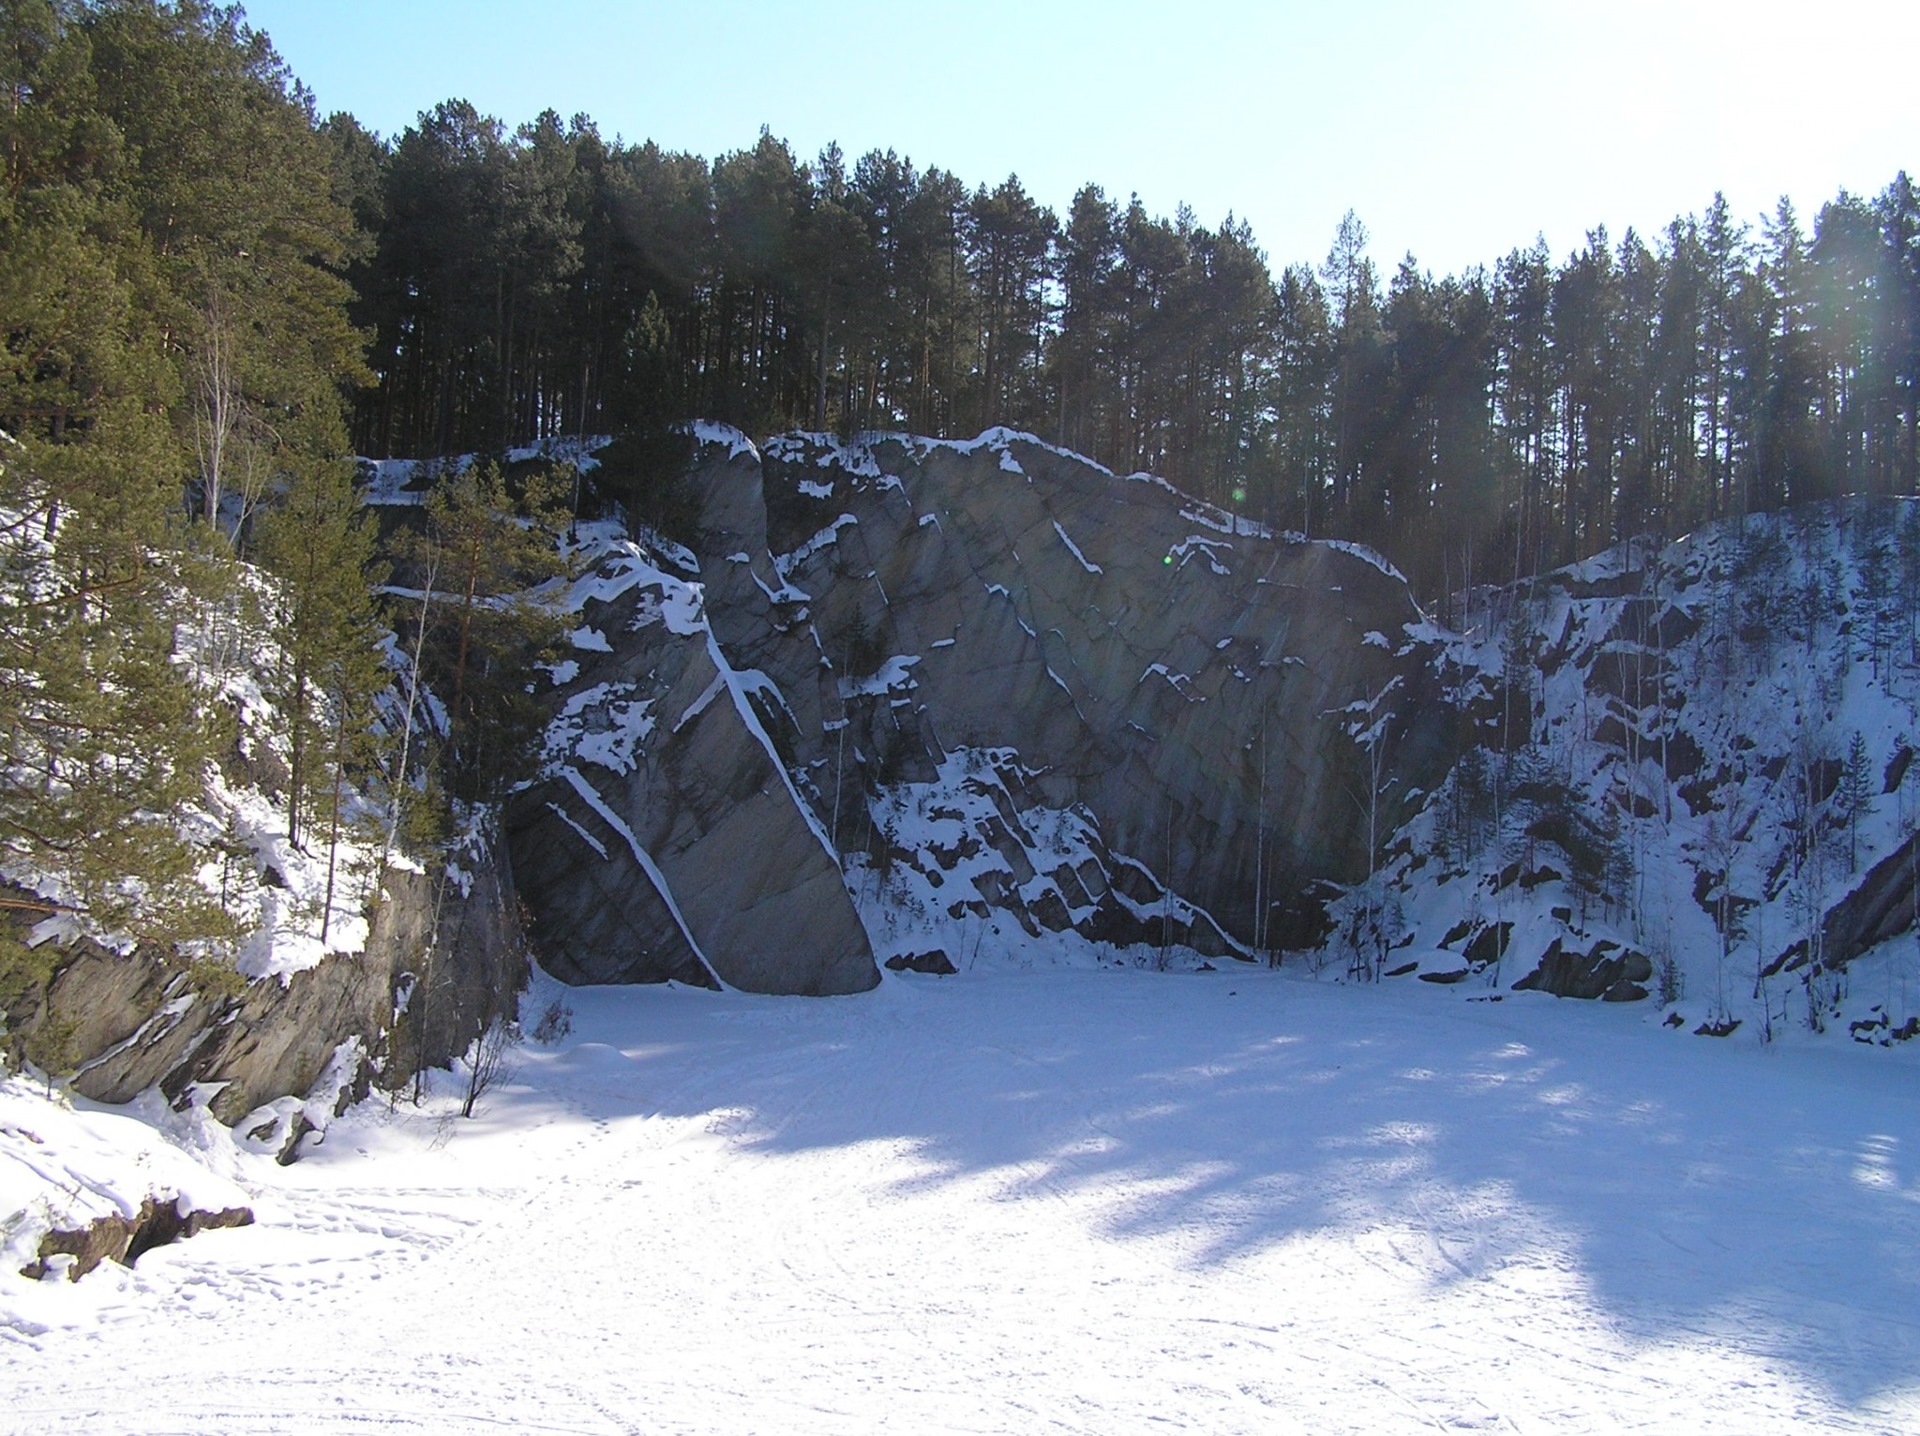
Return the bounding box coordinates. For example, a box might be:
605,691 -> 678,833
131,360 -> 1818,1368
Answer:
246,0 -> 1918,277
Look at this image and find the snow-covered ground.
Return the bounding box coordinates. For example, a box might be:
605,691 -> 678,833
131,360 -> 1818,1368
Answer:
3,966 -> 1916,1434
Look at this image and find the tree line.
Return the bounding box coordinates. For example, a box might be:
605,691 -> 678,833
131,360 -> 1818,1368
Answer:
4,1 -> 1918,987
1,0 -> 562,1010
327,104 -> 1919,599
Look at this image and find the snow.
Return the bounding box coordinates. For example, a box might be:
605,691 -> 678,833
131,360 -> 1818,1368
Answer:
774,514 -> 859,581
542,682 -> 655,777
688,420 -> 758,460
355,456 -> 436,506
838,653 -> 920,700
650,535 -> 701,576
1140,661 -> 1204,701
749,566 -> 811,606
1051,519 -> 1102,574
1,1077 -> 252,1300
1168,533 -> 1234,575
913,426 -> 1114,477
651,581 -> 707,636
1325,536 -> 1409,583
1179,501 -> 1271,541
857,746 -> 1226,971
555,523 -> 706,635
2,971 -> 1915,1433
504,433 -> 609,473
358,437 -> 608,510
670,672 -> 726,733
762,432 -> 884,479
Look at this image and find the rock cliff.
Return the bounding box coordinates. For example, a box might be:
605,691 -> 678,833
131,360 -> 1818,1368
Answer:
5,847 -> 523,1155
508,427 -> 1459,989
1320,500 -> 1920,1035
505,525 -> 878,996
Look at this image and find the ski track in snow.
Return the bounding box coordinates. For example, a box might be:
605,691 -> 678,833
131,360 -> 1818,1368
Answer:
3,969 -> 1917,1435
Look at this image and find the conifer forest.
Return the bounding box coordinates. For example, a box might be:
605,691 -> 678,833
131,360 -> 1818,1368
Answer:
7,0 -> 1920,991
332,95 -> 1920,603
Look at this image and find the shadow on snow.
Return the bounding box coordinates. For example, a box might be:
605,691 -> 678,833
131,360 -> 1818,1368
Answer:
526,965 -> 1920,1412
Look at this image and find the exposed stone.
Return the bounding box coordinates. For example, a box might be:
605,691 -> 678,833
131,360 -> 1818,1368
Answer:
1462,922 -> 1513,968
885,950 -> 958,975
505,528 -> 879,997
5,846 -> 524,1131
23,1196 -> 254,1281
657,429 -> 1458,964
1513,938 -> 1652,1000
1419,967 -> 1472,985
1818,829 -> 1920,971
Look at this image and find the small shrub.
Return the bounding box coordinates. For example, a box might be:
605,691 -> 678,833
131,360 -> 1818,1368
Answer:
1655,950 -> 1683,1007
460,1017 -> 521,1119
531,998 -> 573,1045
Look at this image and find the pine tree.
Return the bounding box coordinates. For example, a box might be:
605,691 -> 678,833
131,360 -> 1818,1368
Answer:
0,0 -> 234,996
1272,264 -> 1334,535
965,175 -> 1057,433
1321,211 -> 1383,532
252,460 -> 386,852
1839,730 -> 1874,873
399,460 -> 572,802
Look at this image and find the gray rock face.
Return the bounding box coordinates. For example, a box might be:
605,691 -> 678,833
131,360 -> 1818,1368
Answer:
6,852 -> 522,1138
504,517 -> 880,996
1818,829 -> 1920,972
593,426 -> 1458,973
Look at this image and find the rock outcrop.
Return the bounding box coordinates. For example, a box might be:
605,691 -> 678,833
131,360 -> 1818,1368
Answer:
1318,499 -> 1920,1024
1817,828 -> 1920,971
508,426 -> 1458,989
710,430 -> 1457,951
5,846 -> 523,1148
505,534 -> 879,996
441,432 -> 1920,1031
23,1195 -> 254,1281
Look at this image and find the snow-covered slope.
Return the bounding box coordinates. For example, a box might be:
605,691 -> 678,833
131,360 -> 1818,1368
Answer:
1343,500 -> 1920,1045
4,495 -> 525,1147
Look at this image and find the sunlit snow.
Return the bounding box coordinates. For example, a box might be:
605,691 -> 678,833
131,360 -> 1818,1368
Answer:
3,968 -> 1914,1434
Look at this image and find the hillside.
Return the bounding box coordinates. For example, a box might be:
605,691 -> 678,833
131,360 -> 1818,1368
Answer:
1342,499 -> 1920,1045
